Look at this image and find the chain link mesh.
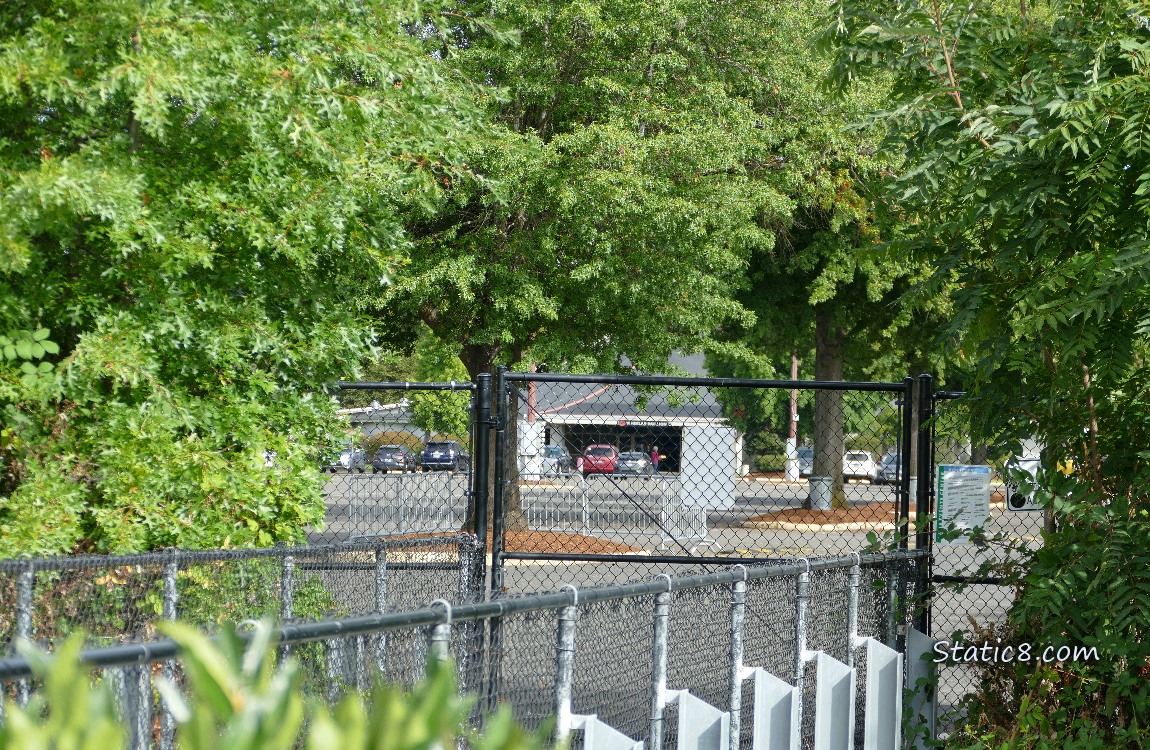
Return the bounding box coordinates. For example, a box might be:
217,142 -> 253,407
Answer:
930,395 -> 1040,721
2,554 -> 921,749
570,595 -> 656,742
0,535 -> 481,655
312,386 -> 476,545
500,377 -> 910,595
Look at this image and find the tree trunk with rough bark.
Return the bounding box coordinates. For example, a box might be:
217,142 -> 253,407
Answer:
812,307 -> 850,509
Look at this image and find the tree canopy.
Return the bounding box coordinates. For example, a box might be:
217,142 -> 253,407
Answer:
823,0 -> 1150,483
0,0 -> 489,555
377,0 -> 806,379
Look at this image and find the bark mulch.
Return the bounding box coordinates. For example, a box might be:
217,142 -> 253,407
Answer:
747,502 -> 909,525
381,529 -> 643,554
747,489 -> 1005,526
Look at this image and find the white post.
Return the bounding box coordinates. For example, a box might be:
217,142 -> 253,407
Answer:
784,437 -> 799,482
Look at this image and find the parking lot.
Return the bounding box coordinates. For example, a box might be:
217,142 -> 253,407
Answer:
308,466 -> 1041,721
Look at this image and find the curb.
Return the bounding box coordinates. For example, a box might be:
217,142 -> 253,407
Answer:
741,520 -> 908,532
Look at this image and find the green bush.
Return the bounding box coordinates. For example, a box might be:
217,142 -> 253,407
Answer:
754,453 -> 787,473
944,472 -> 1150,749
1,622 -> 553,750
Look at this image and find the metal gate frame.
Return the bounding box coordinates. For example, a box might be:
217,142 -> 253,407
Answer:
489,368 -> 937,595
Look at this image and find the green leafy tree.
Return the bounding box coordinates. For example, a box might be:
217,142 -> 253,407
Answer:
823,0 -> 1150,742
703,0 -> 953,507
0,1 -> 490,555
380,0 -> 804,381
821,0 -> 1150,480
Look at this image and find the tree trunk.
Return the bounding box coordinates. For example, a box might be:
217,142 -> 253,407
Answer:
812,307 -> 849,509
459,344 -> 529,534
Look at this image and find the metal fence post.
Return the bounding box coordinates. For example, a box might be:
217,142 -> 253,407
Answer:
554,588 -> 579,745
15,565 -> 33,707
161,551 -> 180,750
491,365 -> 508,594
915,373 -> 934,635
457,537 -> 475,604
280,554 -> 295,659
354,635 -> 368,692
325,639 -> 344,705
473,373 -> 492,557
899,376 -> 914,551
374,549 -> 388,676
456,537 -> 476,693
484,366 -> 508,718
846,558 -> 861,669
649,584 -> 673,750
886,565 -> 899,650
581,472 -> 590,535
428,600 -> 453,663
281,554 -> 295,620
131,665 -> 151,750
728,575 -> 748,750
793,566 -> 811,736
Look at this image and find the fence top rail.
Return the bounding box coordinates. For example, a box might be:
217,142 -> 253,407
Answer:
336,380 -> 477,392
502,371 -> 909,392
0,534 -> 478,573
0,548 -> 925,680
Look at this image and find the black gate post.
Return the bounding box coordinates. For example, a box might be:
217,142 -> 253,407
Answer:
899,376 -> 914,552
471,372 -> 494,598
491,365 -> 508,595
915,373 -> 934,635
482,366 -> 509,716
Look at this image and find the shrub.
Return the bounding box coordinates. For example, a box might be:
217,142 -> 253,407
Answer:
1,621 -> 552,750
944,472 -> 1150,749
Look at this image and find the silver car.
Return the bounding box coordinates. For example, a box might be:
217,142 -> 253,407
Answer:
324,446 -> 366,472
540,445 -> 576,475
796,447 -> 814,477
615,451 -> 655,476
874,452 -> 900,484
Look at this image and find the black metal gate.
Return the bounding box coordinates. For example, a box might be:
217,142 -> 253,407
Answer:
488,370 -> 932,596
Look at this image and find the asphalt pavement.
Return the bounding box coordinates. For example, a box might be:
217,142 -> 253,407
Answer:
309,468 -> 1041,723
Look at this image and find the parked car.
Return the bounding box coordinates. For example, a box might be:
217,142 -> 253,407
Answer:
874,452 -> 900,485
540,445 -> 576,475
581,444 -> 619,475
615,451 -> 655,476
796,447 -> 814,477
843,451 -> 878,482
421,440 -> 469,472
370,445 -> 417,473
323,445 -> 367,472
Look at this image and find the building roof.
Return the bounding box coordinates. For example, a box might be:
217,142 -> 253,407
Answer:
523,380 -> 725,426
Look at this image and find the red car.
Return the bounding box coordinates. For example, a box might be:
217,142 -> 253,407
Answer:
581,444 -> 620,475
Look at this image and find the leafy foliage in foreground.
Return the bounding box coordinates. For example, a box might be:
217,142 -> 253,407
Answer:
0,1 -> 490,555
821,0 -> 1150,462
941,479 -> 1150,749
822,2 -> 1150,744
1,621 -> 550,750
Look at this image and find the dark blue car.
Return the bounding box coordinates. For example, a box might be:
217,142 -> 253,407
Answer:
420,440 -> 469,472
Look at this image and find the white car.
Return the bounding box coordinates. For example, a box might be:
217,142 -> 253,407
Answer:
843,451 -> 877,482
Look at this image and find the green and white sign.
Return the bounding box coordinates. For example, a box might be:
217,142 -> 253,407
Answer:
935,465 -> 992,545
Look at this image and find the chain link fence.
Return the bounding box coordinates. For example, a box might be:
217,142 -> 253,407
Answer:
0,550 -> 927,750
310,382 -> 477,545
928,392 -> 1042,724
0,534 -> 482,656
494,372 -> 916,595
